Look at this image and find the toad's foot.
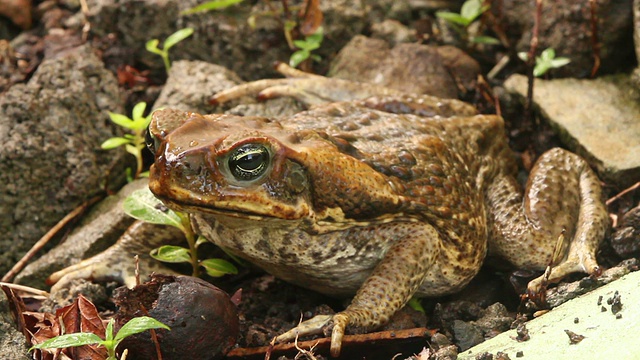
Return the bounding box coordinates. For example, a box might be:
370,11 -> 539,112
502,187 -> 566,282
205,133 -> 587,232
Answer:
274,313 -> 351,357
210,63 -> 476,116
48,221 -> 183,292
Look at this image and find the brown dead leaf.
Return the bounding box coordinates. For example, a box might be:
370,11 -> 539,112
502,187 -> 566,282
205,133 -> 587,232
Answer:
26,294 -> 109,360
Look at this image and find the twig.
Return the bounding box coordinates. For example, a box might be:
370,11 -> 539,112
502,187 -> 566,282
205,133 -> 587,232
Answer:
0,282 -> 49,297
589,0 -> 600,77
1,195 -> 103,282
79,0 -> 91,42
523,0 -> 543,129
606,181 -> 640,206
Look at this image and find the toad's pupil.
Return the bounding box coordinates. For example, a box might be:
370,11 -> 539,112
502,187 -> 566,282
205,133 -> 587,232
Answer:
229,144 -> 269,180
237,151 -> 264,171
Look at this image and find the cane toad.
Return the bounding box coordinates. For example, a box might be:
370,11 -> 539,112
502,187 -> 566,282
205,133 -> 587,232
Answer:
50,64 -> 608,357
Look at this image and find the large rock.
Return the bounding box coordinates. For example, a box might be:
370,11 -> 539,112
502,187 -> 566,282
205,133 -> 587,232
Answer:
85,0 -> 371,80
0,44 -> 126,276
461,266 -> 640,359
504,74 -> 640,188
498,0 -> 634,77
328,35 -> 480,99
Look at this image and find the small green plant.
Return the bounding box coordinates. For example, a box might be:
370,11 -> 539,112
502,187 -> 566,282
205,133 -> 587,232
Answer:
101,102 -> 153,180
146,28 -> 194,73
289,26 -> 323,68
181,0 -> 244,15
436,0 -> 498,45
518,48 -> 571,77
123,188 -> 238,278
30,317 -> 169,360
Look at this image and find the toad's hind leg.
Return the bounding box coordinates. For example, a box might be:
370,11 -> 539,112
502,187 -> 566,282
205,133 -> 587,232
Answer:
486,148 -> 609,294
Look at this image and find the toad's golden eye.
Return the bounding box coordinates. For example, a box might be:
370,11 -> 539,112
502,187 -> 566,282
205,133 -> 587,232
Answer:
228,143 -> 270,181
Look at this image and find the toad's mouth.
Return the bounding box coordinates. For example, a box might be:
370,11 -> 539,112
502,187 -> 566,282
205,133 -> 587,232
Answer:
152,193 -> 308,222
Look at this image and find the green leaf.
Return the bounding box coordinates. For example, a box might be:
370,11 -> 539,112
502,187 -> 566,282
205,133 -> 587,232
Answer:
517,52 -> 528,62
105,318 -> 114,342
101,137 -> 130,149
108,112 -> 134,128
123,188 -> 184,229
550,57 -> 571,68
145,39 -> 162,54
533,62 -> 551,77
163,28 -> 194,51
436,11 -> 471,26
471,35 -> 500,45
150,245 -> 192,263
200,258 -> 238,277
293,40 -> 320,51
114,316 -> 169,342
408,297 -> 425,314
306,26 -> 323,44
284,20 -> 296,32
131,102 -> 147,122
195,235 -> 209,247
182,0 -> 244,15
289,50 -> 310,68
130,114 -> 152,131
125,144 -> 139,156
460,0 -> 482,20
540,48 -> 555,62
30,333 -> 103,350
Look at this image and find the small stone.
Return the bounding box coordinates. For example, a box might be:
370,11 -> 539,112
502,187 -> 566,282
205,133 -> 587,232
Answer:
565,329 -> 586,344
616,313 -> 623,319
574,317 -> 579,324
516,351 -> 524,358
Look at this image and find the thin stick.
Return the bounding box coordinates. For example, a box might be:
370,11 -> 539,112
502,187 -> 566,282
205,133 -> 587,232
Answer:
606,181 -> 640,206
589,0 -> 601,77
2,195 -> 102,282
0,282 -> 49,297
523,0 -> 543,129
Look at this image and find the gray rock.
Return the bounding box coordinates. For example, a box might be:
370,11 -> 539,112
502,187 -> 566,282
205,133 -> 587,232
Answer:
0,44 -> 126,276
85,0 -> 370,80
0,293 -> 30,360
504,74 -> 640,187
328,35 -> 480,99
452,319 -> 485,351
461,268 -> 640,359
14,179 -> 147,289
154,60 -> 244,113
610,205 -> 640,259
497,0 -> 634,77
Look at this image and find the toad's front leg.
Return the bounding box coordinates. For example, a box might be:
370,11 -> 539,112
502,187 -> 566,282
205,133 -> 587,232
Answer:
276,223 -> 479,357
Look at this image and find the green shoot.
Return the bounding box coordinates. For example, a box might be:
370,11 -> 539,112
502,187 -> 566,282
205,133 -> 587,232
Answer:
289,26 -> 323,68
146,28 -> 194,73
436,0 -> 498,45
123,188 -> 238,278
182,0 -> 244,15
518,48 -> 571,77
408,297 -> 426,314
436,0 -> 488,27
101,102 -> 152,180
30,317 -> 169,360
